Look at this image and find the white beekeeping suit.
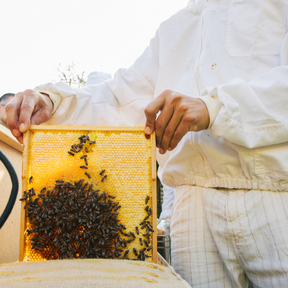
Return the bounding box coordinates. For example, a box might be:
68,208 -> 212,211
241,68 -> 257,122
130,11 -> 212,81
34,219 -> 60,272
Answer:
85,72 -> 112,86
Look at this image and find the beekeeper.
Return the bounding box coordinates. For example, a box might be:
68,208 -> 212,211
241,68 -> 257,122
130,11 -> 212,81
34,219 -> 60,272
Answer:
5,1 -> 288,287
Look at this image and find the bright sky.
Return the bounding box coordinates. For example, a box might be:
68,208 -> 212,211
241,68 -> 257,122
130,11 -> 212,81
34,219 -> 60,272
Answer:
0,0 -> 188,96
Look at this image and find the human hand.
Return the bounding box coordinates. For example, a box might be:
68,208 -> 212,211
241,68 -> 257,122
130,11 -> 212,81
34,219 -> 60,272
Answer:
5,89 -> 53,144
144,90 -> 209,154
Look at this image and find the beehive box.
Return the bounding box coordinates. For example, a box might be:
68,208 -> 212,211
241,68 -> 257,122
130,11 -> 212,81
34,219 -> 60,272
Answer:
19,126 -> 157,263
0,258 -> 191,287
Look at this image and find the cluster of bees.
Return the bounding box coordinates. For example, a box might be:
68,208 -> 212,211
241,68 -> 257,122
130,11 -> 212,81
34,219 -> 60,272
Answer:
67,134 -> 97,180
21,134 -> 153,261
131,196 -> 154,261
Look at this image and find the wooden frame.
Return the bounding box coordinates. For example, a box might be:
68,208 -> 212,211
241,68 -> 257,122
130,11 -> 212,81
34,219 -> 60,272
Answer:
20,125 -> 157,263
0,124 -> 22,152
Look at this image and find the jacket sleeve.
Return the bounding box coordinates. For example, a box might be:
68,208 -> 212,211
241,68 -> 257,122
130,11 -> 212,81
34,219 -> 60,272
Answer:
200,37 -> 288,149
34,30 -> 160,127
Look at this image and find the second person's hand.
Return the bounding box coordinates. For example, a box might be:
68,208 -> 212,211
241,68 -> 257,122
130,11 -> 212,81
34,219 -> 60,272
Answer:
5,89 -> 54,144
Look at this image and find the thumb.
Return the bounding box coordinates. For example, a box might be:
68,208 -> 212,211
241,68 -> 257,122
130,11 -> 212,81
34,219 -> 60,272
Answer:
144,97 -> 164,135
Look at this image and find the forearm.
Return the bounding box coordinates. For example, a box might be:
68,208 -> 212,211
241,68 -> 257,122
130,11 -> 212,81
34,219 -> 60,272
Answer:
35,68 -> 155,127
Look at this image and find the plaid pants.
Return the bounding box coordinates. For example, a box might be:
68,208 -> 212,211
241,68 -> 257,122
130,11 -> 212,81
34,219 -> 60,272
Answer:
171,186 -> 288,288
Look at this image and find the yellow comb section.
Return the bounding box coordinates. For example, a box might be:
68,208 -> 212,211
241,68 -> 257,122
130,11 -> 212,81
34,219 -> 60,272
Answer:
20,126 -> 156,263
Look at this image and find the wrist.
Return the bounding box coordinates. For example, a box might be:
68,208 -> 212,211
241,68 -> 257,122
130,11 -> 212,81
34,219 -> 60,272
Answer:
197,98 -> 210,130
198,94 -> 222,129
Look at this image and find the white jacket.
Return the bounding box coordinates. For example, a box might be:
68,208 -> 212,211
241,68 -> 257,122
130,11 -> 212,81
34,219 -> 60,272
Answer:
36,0 -> 288,192
86,72 -> 111,86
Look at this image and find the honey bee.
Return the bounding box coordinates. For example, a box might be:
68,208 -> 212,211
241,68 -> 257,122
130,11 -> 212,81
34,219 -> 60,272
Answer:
114,205 -> 121,211
141,224 -> 147,229
85,172 -> 91,179
123,250 -> 129,258
135,226 -> 139,235
145,196 -> 150,204
100,169 -> 106,176
120,223 -> 126,230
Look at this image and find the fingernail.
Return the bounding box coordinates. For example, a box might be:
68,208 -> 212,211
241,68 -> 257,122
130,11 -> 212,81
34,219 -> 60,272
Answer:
12,129 -> 21,137
19,123 -> 26,132
145,126 -> 151,134
159,148 -> 164,154
168,147 -> 172,151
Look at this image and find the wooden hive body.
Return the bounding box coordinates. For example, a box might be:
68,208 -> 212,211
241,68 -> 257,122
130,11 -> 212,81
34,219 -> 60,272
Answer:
0,258 -> 191,287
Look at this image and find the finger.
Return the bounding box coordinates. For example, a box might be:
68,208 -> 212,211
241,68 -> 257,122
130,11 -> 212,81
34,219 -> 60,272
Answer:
154,101 -> 174,149
30,93 -> 53,125
30,107 -> 52,126
159,110 -> 183,154
5,92 -> 23,138
144,96 -> 165,135
16,135 -> 23,145
18,90 -> 37,133
168,117 -> 191,151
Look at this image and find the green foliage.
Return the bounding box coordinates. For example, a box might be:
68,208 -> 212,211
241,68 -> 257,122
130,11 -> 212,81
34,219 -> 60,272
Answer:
57,62 -> 86,88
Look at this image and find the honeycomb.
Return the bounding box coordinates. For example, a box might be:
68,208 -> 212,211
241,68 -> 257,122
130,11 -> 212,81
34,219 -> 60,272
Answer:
20,126 -> 156,262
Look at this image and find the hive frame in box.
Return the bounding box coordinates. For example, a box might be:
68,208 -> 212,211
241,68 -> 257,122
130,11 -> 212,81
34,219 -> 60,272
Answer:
20,125 -> 157,263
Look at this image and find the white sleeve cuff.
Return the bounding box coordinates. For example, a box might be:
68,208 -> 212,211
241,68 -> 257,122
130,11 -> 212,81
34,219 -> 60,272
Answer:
198,92 -> 222,129
34,90 -> 62,114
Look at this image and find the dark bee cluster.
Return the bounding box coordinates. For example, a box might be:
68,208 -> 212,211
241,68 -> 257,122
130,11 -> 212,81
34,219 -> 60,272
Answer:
22,179 -> 141,260
67,134 -> 98,180
132,196 -> 154,261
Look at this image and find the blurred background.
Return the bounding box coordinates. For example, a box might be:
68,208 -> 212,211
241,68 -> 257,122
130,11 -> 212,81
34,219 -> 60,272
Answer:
0,0 -> 188,95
